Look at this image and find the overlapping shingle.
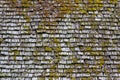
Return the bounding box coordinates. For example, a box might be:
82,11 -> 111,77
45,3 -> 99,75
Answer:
0,0 -> 120,80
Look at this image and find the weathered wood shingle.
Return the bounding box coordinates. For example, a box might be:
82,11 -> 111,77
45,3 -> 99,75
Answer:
0,0 -> 120,80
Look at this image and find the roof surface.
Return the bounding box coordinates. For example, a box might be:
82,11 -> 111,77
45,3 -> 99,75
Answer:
0,0 -> 120,80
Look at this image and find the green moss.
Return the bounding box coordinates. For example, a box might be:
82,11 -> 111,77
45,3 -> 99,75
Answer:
89,0 -> 102,3
45,47 -> 52,52
53,38 -> 59,43
90,52 -> 100,55
49,72 -> 58,80
21,11 -> 26,16
22,3 -> 31,8
25,16 -> 31,22
65,68 -> 73,73
54,47 -> 62,52
71,47 -> 75,51
12,0 -> 17,3
21,0 -> 33,8
21,0 -> 28,2
11,50 -> 20,61
81,78 -> 92,80
86,0 -> 103,14
25,29 -> 31,34
110,0 -> 118,3
85,46 -> 92,51
71,77 -> 76,80
53,38 -> 61,46
0,72 -> 7,76
23,25 -> 31,33
11,50 -> 20,54
38,77 -> 45,80
79,26 -> 83,30
24,26 -> 29,29
0,38 -> 4,43
80,10 -> 87,14
101,41 -> 110,47
33,50 -> 39,62
74,0 -> 80,3
99,57 -> 104,66
72,56 -> 78,63
53,38 -> 62,52
38,26 -> 43,29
